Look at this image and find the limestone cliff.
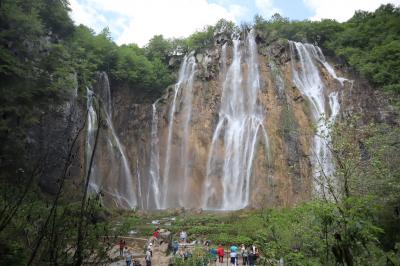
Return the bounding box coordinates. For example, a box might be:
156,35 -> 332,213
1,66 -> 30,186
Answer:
37,30 -> 397,210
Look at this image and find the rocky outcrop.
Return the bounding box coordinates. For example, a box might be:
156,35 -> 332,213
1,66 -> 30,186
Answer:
28,86 -> 86,195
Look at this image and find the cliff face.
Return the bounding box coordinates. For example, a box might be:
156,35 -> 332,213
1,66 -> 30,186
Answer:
28,85 -> 86,196
99,32 -> 352,210
33,31 -> 397,210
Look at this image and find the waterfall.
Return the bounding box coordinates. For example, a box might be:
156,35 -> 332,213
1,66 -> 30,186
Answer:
204,29 -> 269,210
180,57 -> 197,206
86,73 -> 136,209
289,41 -> 343,195
162,54 -> 197,209
148,101 -> 161,209
136,159 -> 144,209
86,88 -> 99,193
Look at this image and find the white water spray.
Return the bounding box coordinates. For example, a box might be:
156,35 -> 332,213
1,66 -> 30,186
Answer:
204,30 -> 269,210
162,54 -> 197,208
86,73 -> 136,208
289,41 -> 343,195
148,101 -> 162,209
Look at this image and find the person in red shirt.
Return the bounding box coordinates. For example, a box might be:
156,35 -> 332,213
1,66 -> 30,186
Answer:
153,228 -> 160,239
119,239 -> 126,256
217,245 -> 225,263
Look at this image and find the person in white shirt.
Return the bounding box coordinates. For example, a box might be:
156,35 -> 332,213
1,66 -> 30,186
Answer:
147,242 -> 153,257
230,251 -> 237,266
180,230 -> 187,243
125,249 -> 132,266
145,248 -> 152,266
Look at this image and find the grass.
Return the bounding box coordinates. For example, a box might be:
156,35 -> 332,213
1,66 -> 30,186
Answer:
114,209 -> 266,246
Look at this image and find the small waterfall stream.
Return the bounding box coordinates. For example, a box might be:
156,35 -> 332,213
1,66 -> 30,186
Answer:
289,41 -> 346,195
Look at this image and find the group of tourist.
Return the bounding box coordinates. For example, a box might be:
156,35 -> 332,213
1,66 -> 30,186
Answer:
118,237 -> 152,266
119,239 -> 141,266
209,243 -> 258,265
119,225 -> 260,266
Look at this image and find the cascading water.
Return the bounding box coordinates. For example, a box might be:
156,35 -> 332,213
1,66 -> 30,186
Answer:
136,159 -> 144,209
86,88 -> 98,193
86,73 -> 136,209
148,101 -> 162,209
88,37 -> 349,209
162,54 -> 197,208
289,41 -> 345,195
203,30 -> 270,210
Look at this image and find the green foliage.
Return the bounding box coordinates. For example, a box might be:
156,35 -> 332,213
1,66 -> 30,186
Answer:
172,247 -> 211,266
0,182 -> 114,265
254,13 -> 343,51
184,19 -> 238,52
145,35 -> 173,63
0,0 -> 76,175
255,4 -> 400,91
186,26 -> 215,51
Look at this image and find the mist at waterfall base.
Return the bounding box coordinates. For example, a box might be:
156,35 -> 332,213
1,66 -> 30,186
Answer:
86,33 -> 349,210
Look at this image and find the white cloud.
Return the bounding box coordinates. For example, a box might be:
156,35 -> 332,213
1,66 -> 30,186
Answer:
69,0 -> 245,46
255,0 -> 281,18
303,0 -> 400,22
69,0 -> 107,32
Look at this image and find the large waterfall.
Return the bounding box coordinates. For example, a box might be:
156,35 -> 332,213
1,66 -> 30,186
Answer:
203,30 -> 270,210
161,54 -> 197,208
85,34 -> 349,210
148,101 -> 162,209
86,73 -> 136,208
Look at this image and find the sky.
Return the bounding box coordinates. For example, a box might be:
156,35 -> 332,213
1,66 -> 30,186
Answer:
69,0 -> 400,47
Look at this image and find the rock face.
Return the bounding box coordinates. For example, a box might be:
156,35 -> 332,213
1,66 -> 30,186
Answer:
88,33 -> 372,210
116,32 -> 347,210
28,83 -> 86,195
33,31 -> 397,210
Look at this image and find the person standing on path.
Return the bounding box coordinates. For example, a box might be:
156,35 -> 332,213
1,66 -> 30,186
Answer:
145,248 -> 152,266
210,247 -> 218,265
119,239 -> 126,256
247,250 -> 255,266
125,250 -> 132,266
230,250 -> 238,266
217,245 -> 225,263
147,242 -> 153,257
152,228 -> 160,244
172,240 -> 179,255
241,245 -> 248,265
